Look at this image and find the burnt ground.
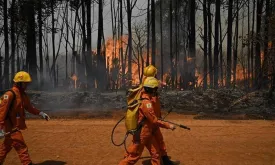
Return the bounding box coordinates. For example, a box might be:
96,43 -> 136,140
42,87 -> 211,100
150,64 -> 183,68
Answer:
27,89 -> 275,120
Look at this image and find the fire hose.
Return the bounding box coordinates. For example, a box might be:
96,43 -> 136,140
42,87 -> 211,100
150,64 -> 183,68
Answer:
111,106 -> 190,152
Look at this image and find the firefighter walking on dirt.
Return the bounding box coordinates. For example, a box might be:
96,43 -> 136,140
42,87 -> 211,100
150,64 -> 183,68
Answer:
0,71 -> 50,165
143,65 -> 175,165
118,77 -> 176,165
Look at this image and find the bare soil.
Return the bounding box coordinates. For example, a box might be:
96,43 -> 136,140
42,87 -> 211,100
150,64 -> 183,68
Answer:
4,114 -> 275,165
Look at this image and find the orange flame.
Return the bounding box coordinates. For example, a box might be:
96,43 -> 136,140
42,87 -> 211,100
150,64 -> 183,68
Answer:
70,74 -> 78,89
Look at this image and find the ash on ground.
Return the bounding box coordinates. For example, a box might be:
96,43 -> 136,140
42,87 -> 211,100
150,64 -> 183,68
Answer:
27,89 -> 275,119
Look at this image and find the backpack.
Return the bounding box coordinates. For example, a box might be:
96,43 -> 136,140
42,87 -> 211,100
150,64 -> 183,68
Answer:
0,90 -> 16,120
125,84 -> 151,134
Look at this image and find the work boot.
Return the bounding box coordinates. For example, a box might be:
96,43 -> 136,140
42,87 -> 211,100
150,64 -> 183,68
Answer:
162,155 -> 174,165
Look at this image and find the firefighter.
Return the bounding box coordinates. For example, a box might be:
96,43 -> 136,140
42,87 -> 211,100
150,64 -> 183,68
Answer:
143,65 -> 175,164
119,77 -> 176,165
0,71 -> 50,165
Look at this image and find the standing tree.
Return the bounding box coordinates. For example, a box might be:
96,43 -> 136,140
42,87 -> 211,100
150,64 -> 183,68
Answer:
151,0 -> 156,65
10,0 -> 16,82
160,0 -> 164,82
26,0 -> 38,88
38,0 -> 44,87
214,0 -> 220,88
233,0 -> 239,85
126,0 -> 138,87
255,0 -> 264,88
97,0 -> 105,90
4,0 -> 9,88
203,0 -> 208,89
226,0 -> 233,87
208,1 -> 213,88
189,0 -> 196,87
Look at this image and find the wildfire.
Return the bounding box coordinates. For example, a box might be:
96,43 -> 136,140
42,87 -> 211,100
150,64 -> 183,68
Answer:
70,74 -> 78,89
195,69 -> 204,86
104,36 -> 152,86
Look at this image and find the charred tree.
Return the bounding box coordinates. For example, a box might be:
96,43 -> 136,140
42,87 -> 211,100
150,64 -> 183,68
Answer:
10,0 -> 16,83
233,0 -> 239,85
26,0 -> 38,88
226,0 -> 233,88
119,0 -> 125,88
247,0 -> 251,88
97,0 -> 105,90
189,0 -> 196,87
219,7 -> 223,86
255,0 -> 264,88
51,0 -> 56,87
86,0 -> 93,88
214,0 -> 220,89
146,0 -> 150,66
262,0 -> 270,88
38,0 -> 44,88
169,0 -> 174,88
151,0 -> 156,65
203,0 -> 208,89
208,1 -> 213,88
160,0 -> 163,82
251,0 -> 256,85
175,0 -> 179,88
4,0 -> 9,88
126,0 -> 138,87
66,0 -> 69,79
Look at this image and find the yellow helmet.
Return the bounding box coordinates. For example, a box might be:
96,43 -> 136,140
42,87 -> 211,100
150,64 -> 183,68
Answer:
143,65 -> 157,77
143,77 -> 159,88
13,71 -> 32,83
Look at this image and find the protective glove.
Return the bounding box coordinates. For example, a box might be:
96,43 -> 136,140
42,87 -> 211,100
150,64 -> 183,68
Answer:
0,122 -> 4,130
169,124 -> 176,131
39,112 -> 50,121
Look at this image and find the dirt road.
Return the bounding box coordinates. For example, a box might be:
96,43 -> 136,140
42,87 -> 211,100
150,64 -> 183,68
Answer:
4,114 -> 275,165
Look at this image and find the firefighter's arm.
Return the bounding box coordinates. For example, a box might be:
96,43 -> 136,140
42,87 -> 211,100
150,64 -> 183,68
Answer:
141,101 -> 174,130
0,92 -> 15,128
23,93 -> 50,120
22,93 -> 40,115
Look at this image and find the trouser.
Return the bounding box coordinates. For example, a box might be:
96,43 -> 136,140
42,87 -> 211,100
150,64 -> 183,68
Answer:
0,131 -> 32,165
119,129 -> 161,165
152,127 -> 167,156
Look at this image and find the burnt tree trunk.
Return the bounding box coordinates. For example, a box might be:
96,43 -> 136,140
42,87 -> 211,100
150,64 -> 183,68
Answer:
126,0 -> 135,87
151,0 -> 156,65
10,0 -> 16,83
169,0 -> 174,88
51,0 -> 56,87
189,0 -> 196,88
26,0 -> 38,88
262,0 -> 270,88
4,0 -> 9,88
203,0 -> 208,89
214,0 -> 220,89
147,0 -> 150,66
208,1 -> 213,88
160,0 -> 164,82
255,0 -> 264,89
247,0 -> 251,88
97,0 -> 105,90
38,0 -> 44,88
120,0 -> 125,88
226,0 -> 233,88
233,0 -> 239,85
86,0 -> 93,88
251,0 -> 256,85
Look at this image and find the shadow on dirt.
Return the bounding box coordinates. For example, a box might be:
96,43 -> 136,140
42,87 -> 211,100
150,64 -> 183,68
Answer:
34,160 -> 67,165
141,158 -> 181,165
